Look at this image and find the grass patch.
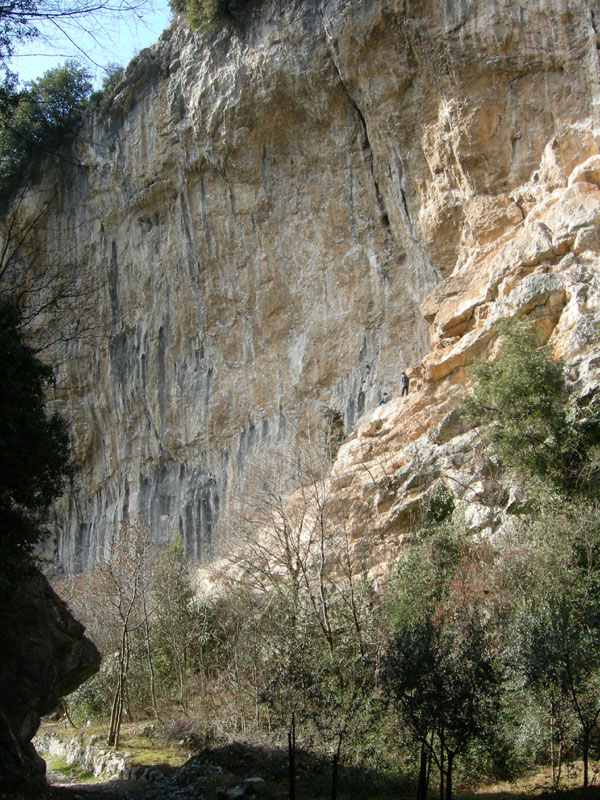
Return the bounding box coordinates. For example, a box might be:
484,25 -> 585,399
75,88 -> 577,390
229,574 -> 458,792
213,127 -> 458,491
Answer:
119,731 -> 187,775
39,720 -> 189,780
45,754 -> 96,783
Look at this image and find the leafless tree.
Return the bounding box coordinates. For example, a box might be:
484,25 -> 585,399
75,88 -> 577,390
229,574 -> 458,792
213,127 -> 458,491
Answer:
73,517 -> 156,747
0,0 -> 161,77
218,437 -> 382,800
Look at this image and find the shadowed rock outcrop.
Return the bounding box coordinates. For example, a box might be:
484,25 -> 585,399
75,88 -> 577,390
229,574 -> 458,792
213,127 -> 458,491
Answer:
0,567 -> 100,794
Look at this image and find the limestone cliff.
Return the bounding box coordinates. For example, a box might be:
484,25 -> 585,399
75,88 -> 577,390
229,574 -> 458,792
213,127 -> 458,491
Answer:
10,0 -> 600,570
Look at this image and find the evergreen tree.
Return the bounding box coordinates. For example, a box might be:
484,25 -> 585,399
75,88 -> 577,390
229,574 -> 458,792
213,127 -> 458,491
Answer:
459,322 -> 600,786
382,526 -> 503,800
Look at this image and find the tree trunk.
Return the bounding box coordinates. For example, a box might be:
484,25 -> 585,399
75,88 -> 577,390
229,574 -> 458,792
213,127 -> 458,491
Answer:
439,729 -> 445,800
107,664 -> 123,747
288,712 -> 296,800
108,625 -> 129,748
417,741 -> 428,800
557,737 -> 563,785
445,751 -> 454,800
113,682 -> 124,749
550,708 -> 556,786
143,613 -> 159,717
331,731 -> 343,800
582,730 -> 589,788
60,698 -> 78,729
427,728 -> 435,790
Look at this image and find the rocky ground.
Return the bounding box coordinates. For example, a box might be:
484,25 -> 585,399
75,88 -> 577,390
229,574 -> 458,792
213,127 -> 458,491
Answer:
45,776 -> 147,800
39,742 -> 296,800
43,769 -> 269,800
35,738 -> 405,800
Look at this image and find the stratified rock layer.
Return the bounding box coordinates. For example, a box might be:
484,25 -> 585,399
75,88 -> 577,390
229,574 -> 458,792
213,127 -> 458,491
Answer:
10,0 -> 599,569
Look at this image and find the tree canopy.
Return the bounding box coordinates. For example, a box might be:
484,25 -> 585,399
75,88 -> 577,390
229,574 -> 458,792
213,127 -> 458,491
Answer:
0,60 -> 92,207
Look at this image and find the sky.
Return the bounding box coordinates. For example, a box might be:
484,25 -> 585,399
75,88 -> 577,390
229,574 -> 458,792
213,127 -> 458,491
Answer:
8,1 -> 173,88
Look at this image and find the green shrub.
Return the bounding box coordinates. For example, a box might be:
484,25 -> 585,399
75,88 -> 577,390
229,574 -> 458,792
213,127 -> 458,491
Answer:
68,668 -> 114,722
169,0 -> 256,32
90,63 -> 125,106
101,63 -> 125,94
323,407 -> 344,458
457,320 -> 600,498
419,482 -> 455,532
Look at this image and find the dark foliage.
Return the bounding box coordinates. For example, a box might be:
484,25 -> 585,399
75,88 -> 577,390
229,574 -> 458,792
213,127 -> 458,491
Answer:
323,406 -> 344,457
0,299 -> 71,560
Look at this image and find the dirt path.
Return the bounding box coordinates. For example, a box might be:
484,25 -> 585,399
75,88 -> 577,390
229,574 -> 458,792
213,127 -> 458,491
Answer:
45,771 -> 149,800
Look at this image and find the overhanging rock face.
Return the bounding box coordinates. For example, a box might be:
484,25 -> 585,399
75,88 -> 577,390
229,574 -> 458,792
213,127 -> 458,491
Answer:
12,0 -> 600,570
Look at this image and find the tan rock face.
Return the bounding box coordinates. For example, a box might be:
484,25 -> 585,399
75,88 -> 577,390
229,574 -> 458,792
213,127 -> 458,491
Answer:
8,0 -> 600,570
